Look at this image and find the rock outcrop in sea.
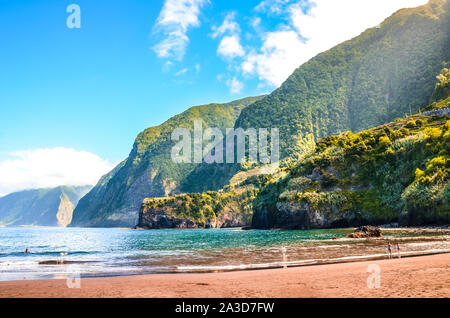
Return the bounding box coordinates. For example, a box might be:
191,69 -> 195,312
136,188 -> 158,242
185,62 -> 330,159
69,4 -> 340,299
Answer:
345,226 -> 383,238
136,197 -> 249,229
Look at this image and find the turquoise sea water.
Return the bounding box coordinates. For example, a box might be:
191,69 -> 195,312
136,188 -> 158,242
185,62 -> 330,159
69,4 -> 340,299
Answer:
0,227 -> 449,281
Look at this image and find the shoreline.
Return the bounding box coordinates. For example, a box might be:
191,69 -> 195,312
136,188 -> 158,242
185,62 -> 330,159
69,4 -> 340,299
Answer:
2,247 -> 449,281
1,228 -> 449,282
1,252 -> 449,298
172,248 -> 450,274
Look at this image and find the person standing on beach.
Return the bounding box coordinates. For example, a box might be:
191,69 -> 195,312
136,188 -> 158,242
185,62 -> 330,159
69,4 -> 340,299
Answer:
396,243 -> 401,259
387,243 -> 392,259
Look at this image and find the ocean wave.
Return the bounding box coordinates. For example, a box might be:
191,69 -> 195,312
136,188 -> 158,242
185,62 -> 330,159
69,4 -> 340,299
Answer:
176,248 -> 450,272
0,261 -> 40,266
315,244 -> 352,249
0,251 -> 94,257
0,259 -> 99,266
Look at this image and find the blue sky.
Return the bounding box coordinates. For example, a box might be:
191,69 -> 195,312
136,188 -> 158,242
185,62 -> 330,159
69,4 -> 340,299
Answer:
0,0 -> 428,195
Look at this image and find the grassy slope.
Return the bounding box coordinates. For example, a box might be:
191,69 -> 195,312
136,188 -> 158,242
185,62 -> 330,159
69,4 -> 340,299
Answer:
236,0 -> 450,160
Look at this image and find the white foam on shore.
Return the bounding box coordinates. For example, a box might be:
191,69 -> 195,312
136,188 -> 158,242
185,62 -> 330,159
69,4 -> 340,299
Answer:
0,261 -> 40,266
407,242 -> 438,247
316,244 -> 352,249
176,248 -> 450,272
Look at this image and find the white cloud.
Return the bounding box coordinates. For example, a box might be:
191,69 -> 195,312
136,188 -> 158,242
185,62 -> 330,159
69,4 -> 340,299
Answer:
212,12 -> 247,91
162,61 -> 174,73
226,77 -> 244,94
153,0 -> 207,61
0,148 -> 115,196
175,67 -> 188,76
242,0 -> 429,87
217,35 -> 245,59
213,12 -> 245,60
194,64 -> 201,72
255,0 -> 291,15
212,12 -> 241,38
251,17 -> 262,29
242,30 -> 305,87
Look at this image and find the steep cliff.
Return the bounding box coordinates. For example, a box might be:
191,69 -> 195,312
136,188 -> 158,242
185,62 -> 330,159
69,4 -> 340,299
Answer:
0,186 -> 91,227
136,194 -> 250,229
70,96 -> 264,227
135,167 -> 274,229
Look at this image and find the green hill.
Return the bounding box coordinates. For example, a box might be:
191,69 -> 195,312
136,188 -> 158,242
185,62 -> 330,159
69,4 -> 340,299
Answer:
175,0 -> 450,195
252,70 -> 450,229
137,66 -> 450,230
236,0 -> 450,160
70,96 -> 264,227
0,186 -> 91,227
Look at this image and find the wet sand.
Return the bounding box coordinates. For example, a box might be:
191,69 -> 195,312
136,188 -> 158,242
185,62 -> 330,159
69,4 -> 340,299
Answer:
1,253 -> 449,298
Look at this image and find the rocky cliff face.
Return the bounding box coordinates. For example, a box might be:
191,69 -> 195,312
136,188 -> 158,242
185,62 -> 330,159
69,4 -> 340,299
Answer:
55,196 -> 75,227
136,198 -> 248,229
252,101 -> 450,229
135,169 -> 271,229
252,202 -> 362,230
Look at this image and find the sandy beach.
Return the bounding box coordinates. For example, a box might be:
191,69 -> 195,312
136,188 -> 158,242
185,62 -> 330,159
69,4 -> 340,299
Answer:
1,252 -> 449,298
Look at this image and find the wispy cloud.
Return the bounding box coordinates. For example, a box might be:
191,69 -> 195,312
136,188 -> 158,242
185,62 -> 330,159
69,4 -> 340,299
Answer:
0,147 -> 115,196
212,12 -> 247,93
175,67 -> 188,76
211,12 -> 241,39
254,0 -> 291,15
153,0 -> 207,61
226,77 -> 244,94
251,17 -> 262,29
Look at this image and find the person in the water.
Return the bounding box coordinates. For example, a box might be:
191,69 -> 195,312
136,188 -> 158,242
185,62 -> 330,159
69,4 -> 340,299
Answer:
387,243 -> 392,259
396,243 -> 401,259
25,249 -> 30,253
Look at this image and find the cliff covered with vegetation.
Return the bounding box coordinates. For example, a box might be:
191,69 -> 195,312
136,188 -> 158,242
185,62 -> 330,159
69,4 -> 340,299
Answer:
252,77 -> 450,229
70,96 -> 264,227
422,67 -> 450,112
136,167 -> 278,229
